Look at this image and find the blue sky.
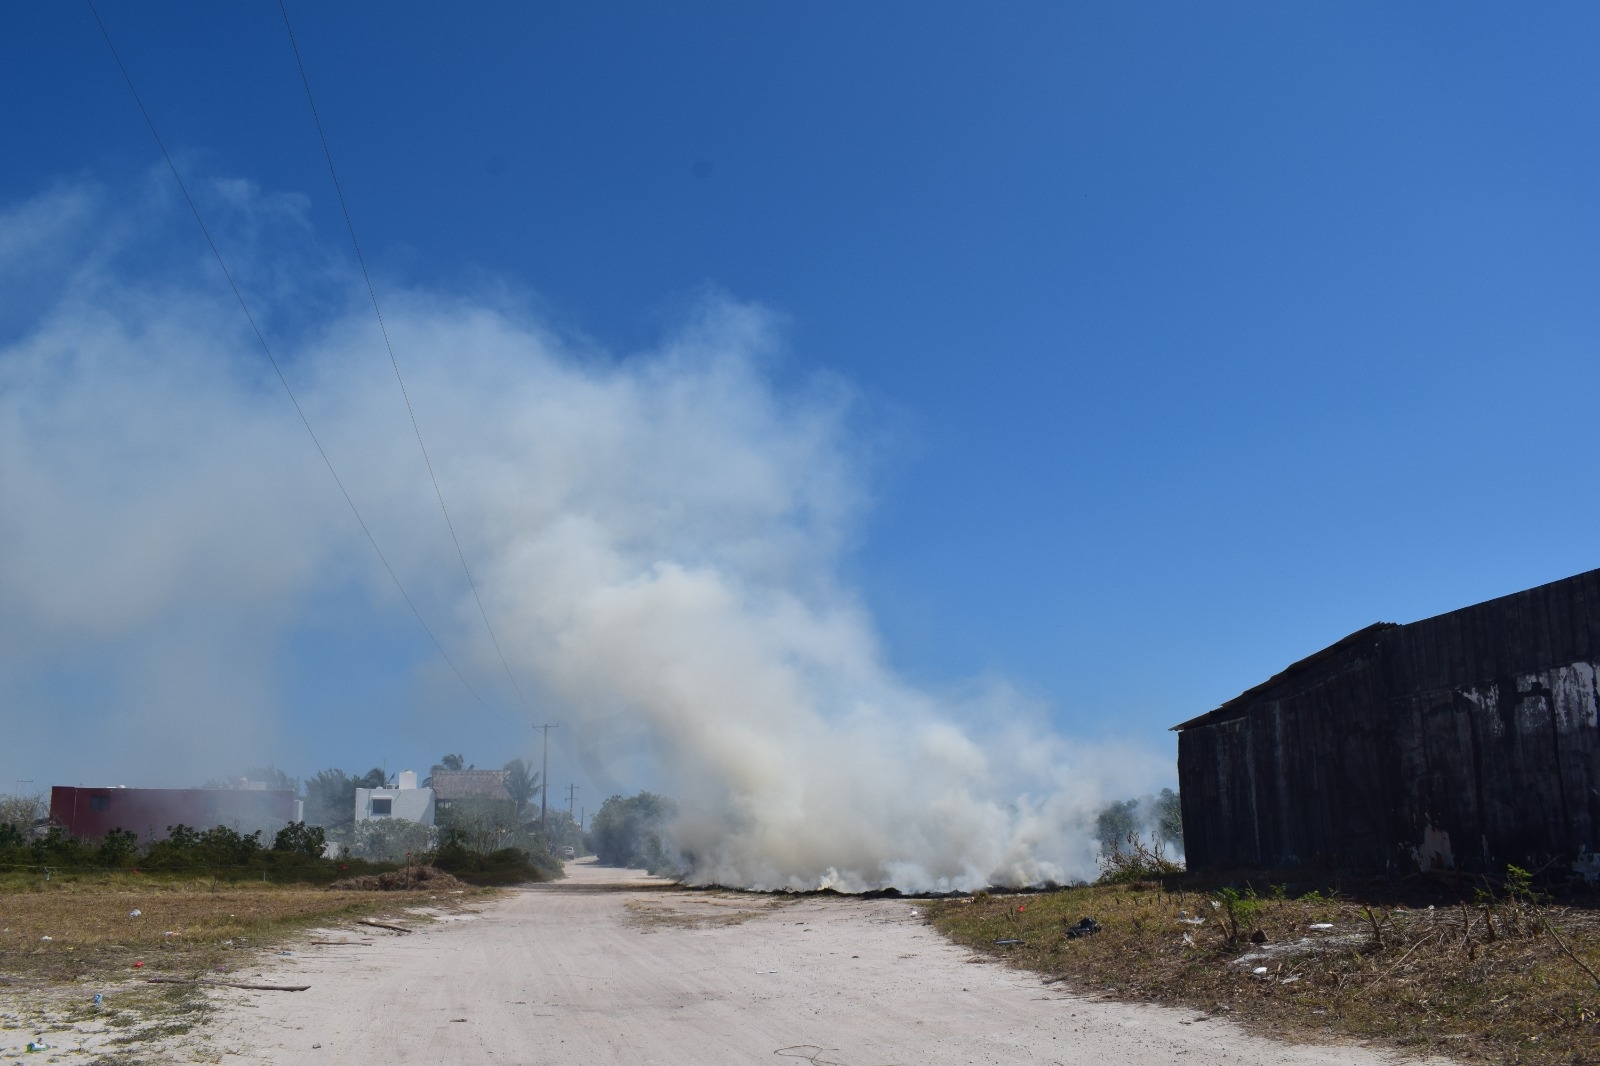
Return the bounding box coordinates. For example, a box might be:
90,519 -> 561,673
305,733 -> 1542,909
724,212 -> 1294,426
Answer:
4,3 -> 1600,802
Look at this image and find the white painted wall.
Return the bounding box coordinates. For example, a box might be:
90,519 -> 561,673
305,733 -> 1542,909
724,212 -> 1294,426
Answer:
354,786 -> 435,825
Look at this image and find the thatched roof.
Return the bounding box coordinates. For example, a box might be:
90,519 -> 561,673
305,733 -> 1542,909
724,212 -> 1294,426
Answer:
430,770 -> 511,802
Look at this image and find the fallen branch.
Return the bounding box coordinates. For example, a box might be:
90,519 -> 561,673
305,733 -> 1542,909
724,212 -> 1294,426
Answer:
356,919 -> 412,934
144,977 -> 309,992
1359,930 -> 1443,995
1543,917 -> 1600,990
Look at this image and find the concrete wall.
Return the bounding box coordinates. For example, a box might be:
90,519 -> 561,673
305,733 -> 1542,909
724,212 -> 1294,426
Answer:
354,785 -> 435,826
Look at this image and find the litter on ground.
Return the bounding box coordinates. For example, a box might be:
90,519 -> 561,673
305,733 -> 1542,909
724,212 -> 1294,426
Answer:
1065,918 -> 1102,939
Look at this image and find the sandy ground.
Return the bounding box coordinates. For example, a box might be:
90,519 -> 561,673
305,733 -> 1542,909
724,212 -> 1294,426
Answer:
151,860 -> 1434,1066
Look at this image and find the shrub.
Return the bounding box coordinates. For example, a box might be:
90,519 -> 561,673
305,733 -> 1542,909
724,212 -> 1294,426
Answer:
351,817 -> 437,862
141,824 -> 264,870
1097,830 -> 1183,883
589,792 -> 678,872
272,821 -> 328,857
1217,886 -> 1263,942
31,826 -> 92,866
95,827 -> 139,867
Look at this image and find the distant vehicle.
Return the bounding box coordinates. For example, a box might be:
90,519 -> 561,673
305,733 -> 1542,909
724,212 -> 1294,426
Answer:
561,846 -> 576,860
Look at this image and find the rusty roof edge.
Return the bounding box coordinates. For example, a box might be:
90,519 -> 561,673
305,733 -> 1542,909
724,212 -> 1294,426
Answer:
1170,621 -> 1399,732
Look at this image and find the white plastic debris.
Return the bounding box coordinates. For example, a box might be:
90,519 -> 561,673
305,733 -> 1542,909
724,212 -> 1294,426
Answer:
1182,932 -> 1195,946
39,935 -> 51,941
1252,966 -> 1268,975
1178,916 -> 1205,925
1308,922 -> 1334,930
128,908 -> 142,918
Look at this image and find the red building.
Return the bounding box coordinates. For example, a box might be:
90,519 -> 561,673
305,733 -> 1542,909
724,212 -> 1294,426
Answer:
50,787 -> 299,843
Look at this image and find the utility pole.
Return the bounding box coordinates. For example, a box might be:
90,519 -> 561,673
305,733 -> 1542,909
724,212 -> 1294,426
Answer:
567,783 -> 578,828
535,723 -> 559,832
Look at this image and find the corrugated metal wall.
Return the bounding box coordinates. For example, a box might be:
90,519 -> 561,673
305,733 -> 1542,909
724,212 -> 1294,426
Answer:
49,787 -> 298,843
1178,569 -> 1600,872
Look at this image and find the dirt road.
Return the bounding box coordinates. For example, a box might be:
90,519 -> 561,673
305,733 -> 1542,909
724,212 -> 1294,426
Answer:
209,861 -> 1410,1065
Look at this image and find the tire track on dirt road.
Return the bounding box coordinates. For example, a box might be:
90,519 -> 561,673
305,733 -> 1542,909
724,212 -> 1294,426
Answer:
207,860 -> 1425,1065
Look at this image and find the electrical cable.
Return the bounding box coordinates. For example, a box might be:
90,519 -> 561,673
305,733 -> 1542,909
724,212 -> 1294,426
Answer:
85,0 -> 498,717
276,0 -> 538,719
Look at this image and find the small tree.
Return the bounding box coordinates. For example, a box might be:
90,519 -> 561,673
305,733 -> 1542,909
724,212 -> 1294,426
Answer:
502,759 -> 540,817
1155,788 -> 1184,847
1094,799 -> 1140,853
304,767 -> 386,836
351,818 -> 437,862
589,792 -> 677,872
0,792 -> 47,832
437,796 -> 521,853
427,754 -> 471,785
96,827 -> 140,868
272,821 -> 327,857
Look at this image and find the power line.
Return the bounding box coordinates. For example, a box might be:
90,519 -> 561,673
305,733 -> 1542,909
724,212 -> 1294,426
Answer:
276,0 -> 536,719
85,0 -> 498,717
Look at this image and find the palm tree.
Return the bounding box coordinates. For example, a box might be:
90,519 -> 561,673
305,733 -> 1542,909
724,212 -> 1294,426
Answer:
502,758 -> 540,818
425,754 -> 472,786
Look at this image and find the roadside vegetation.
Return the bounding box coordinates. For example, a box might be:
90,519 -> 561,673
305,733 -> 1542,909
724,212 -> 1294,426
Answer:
589,792 -> 678,873
0,816 -> 554,888
0,870 -> 476,1064
0,755 -> 564,1059
0,870 -> 465,986
928,845 -> 1600,1065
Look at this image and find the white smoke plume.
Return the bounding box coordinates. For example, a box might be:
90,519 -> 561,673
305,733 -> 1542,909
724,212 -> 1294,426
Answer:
0,175 -> 1170,890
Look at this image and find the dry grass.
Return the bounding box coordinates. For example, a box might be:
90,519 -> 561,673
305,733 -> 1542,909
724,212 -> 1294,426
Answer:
326,865 -> 467,892
0,870 -> 475,986
0,868 -> 490,1062
928,879 -> 1600,1064
623,894 -> 795,931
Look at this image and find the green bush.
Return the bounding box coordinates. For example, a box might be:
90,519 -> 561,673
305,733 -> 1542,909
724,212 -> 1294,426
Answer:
351,818 -> 438,862
425,822 -> 560,885
272,821 -> 327,857
95,828 -> 139,868
31,826 -> 93,866
1217,886 -> 1263,941
589,792 -> 677,872
142,824 -> 264,870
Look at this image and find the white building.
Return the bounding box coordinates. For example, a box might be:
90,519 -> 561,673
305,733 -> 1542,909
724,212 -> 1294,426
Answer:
354,769 -> 435,825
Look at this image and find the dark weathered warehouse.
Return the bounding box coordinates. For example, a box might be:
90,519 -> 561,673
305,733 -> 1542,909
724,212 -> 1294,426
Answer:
1175,569 -> 1600,873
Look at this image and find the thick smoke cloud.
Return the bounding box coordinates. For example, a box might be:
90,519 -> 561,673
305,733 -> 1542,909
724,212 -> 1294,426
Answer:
0,176 -> 1169,890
